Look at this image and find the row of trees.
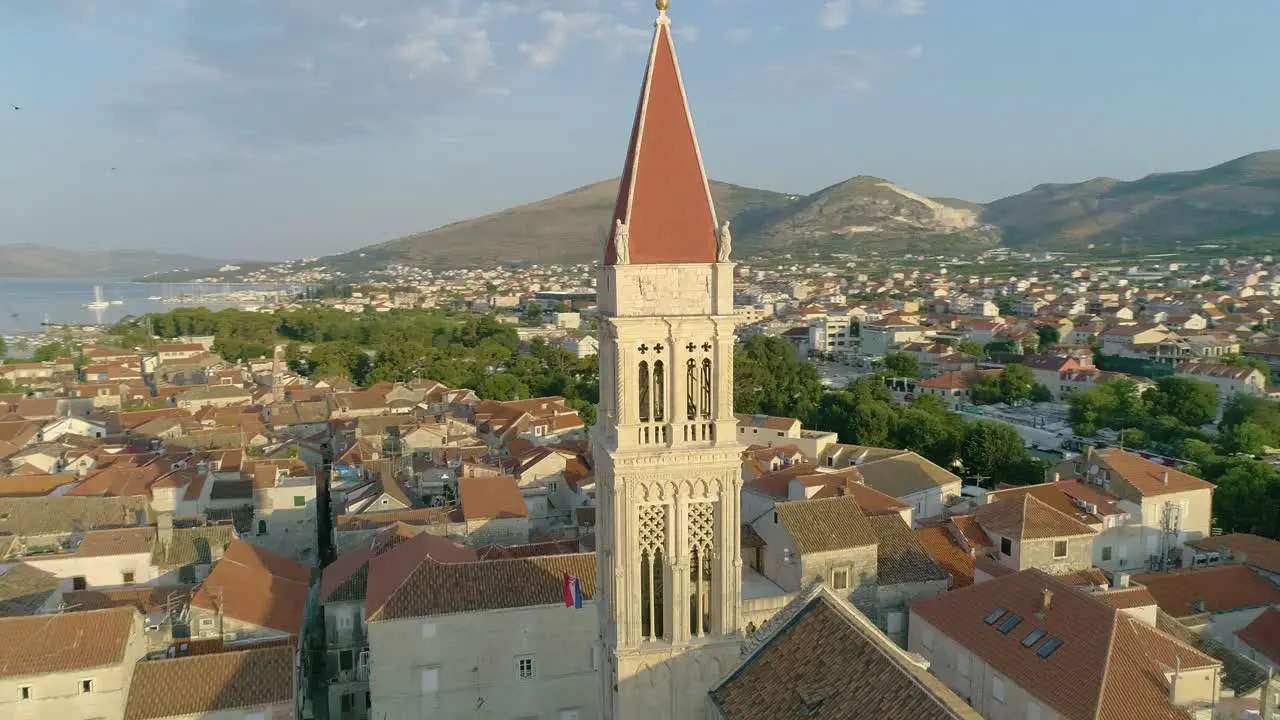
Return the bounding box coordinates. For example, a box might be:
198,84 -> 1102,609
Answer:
112,308 -> 601,424
1067,376 -> 1280,538
737,336 -> 1048,486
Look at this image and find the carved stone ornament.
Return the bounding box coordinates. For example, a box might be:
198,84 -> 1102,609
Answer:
614,219 -> 631,265
716,219 -> 732,262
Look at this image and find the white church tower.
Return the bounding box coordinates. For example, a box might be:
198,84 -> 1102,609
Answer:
593,2 -> 744,717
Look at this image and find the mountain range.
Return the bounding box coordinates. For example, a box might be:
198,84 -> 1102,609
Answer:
0,244 -> 224,279
19,150 -> 1280,280
326,150 -> 1280,270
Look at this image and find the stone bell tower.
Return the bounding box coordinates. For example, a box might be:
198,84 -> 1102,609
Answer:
592,2 -> 744,718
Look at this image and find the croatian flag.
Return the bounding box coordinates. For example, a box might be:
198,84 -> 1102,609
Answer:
563,573 -> 583,609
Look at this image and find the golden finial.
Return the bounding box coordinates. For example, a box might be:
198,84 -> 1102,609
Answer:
656,0 -> 670,12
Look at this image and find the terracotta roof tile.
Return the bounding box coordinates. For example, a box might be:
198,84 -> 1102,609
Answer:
0,606 -> 138,678
949,514 -> 992,549
973,494 -> 1097,541
1093,586 -> 1158,610
190,540 -> 311,635
123,644 -> 294,720
987,481 -> 1105,526
774,496 -> 876,555
607,11 -> 717,265
0,562 -> 61,615
711,591 -> 979,719
1130,565 -> 1280,617
457,474 -> 528,520
1235,607 -> 1280,664
369,552 -> 596,621
868,514 -> 950,586
1092,448 -> 1214,496
912,569 -> 1218,720
915,527 -> 975,588
63,585 -> 196,614
1187,533 -> 1280,575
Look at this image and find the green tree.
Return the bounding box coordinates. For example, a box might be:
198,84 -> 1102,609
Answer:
1030,383 -> 1054,403
983,340 -> 1018,356
1177,438 -> 1218,466
960,421 -> 1028,484
476,373 -> 531,401
893,407 -> 964,467
956,340 -> 985,357
522,303 -> 544,326
31,343 -> 66,361
1118,427 -> 1148,449
1146,377 -> 1218,428
1036,325 -> 1060,349
882,352 -> 920,378
1210,459 -> 1280,537
734,335 -> 824,419
999,364 -> 1035,403
0,379 -> 15,393
1221,421 -> 1271,455
0,336 -> 6,358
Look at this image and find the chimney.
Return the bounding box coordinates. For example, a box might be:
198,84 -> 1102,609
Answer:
1113,574 -> 1130,589
158,512 -> 174,547
1040,588 -> 1054,612
1051,471 -> 1060,483
1160,471 -> 1169,486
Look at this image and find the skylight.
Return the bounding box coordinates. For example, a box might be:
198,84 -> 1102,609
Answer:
983,608 -> 1007,625
1036,637 -> 1064,658
1021,629 -> 1047,647
997,614 -> 1023,634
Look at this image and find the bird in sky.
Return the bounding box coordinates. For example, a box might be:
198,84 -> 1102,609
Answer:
10,104 -> 19,110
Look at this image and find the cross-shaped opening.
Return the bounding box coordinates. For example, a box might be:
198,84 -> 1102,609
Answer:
638,344 -> 649,354
701,342 -> 713,352
686,342 -> 697,353
654,343 -> 664,353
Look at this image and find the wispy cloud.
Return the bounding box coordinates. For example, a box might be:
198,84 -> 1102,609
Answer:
724,27 -> 754,44
819,0 -> 926,29
105,0 -> 651,145
906,44 -> 924,59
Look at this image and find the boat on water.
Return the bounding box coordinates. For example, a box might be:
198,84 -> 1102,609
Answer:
83,285 -> 109,310
147,296 -> 163,301
108,300 -> 124,306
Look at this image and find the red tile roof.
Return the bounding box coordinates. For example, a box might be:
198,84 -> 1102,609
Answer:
606,9 -> 717,265
1130,565 -> 1280,617
190,540 -> 311,635
915,526 -> 975,588
0,606 -> 138,678
1235,607 -> 1280,664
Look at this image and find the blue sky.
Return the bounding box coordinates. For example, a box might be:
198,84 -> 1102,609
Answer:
1,0 -> 1278,261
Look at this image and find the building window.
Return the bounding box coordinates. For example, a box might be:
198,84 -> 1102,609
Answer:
199,617 -> 215,630
257,520 -> 268,535
992,675 -> 1005,703
80,679 -> 94,694
340,693 -> 356,713
652,360 -> 665,422
19,686 -> 31,701
1000,537 -> 1012,557
700,359 -> 712,419
339,650 -> 354,671
1053,540 -> 1068,559
886,611 -> 904,634
1101,546 -> 1113,562
293,495 -> 306,507
638,361 -> 650,423
419,667 -> 439,695
72,576 -> 87,591
831,569 -> 849,590
337,612 -> 353,631
516,655 -> 537,680
686,359 -> 699,421
122,570 -> 135,585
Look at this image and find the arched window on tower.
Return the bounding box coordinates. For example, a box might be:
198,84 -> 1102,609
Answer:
686,358 -> 698,421
652,360 -> 665,422
638,361 -> 650,423
700,358 -> 713,419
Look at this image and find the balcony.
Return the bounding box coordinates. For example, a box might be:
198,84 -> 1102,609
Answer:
329,666 -> 370,685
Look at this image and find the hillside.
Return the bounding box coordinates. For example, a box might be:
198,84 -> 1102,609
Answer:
0,244 -> 223,278
982,150 -> 1280,251
336,179 -> 796,269
334,175 -> 995,270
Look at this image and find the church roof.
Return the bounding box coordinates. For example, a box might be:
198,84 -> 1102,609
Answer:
711,586 -> 980,720
606,4 -> 718,266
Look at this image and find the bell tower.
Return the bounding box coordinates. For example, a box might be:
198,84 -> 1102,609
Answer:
593,2 -> 744,718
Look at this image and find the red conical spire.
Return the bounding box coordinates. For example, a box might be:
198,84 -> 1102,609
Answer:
606,2 -> 719,266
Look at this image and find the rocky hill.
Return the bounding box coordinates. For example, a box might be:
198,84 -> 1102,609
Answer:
336,175 -> 995,270
0,244 -> 223,278
982,150 -> 1280,251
